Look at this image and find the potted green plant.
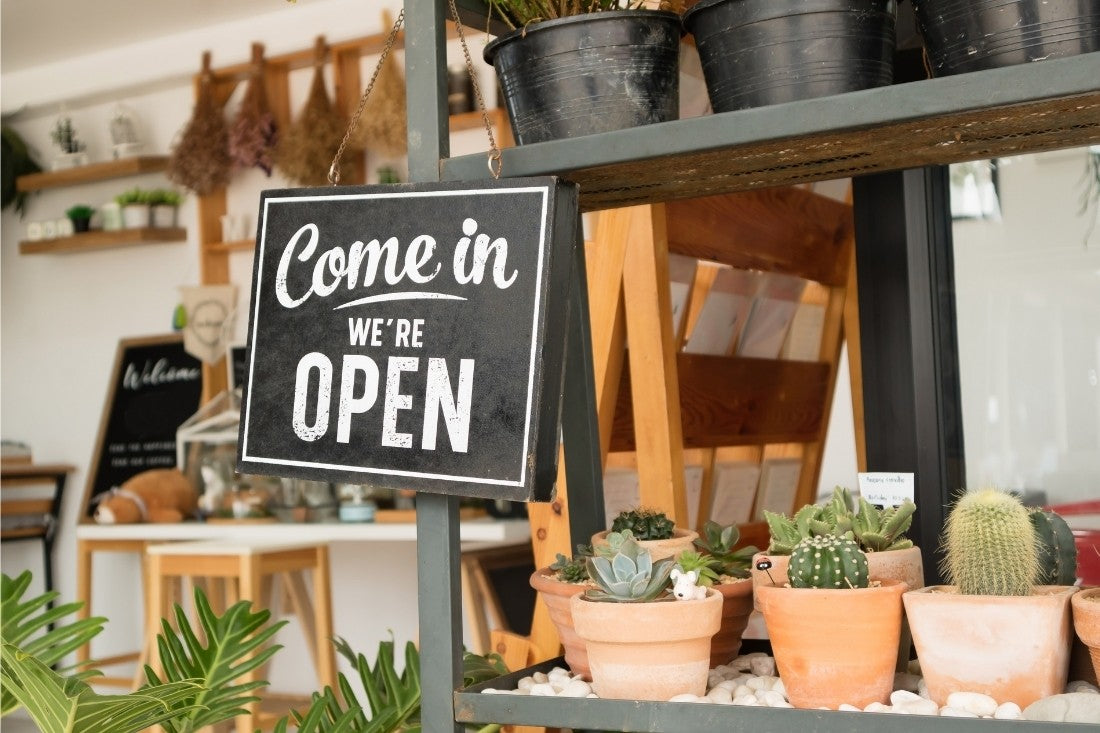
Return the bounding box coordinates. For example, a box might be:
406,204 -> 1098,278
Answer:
592,507 -> 698,562
528,545 -> 597,680
569,530 -> 722,701
683,0 -> 896,112
756,534 -> 907,709
903,488 -> 1079,707
65,204 -> 95,233
680,520 -> 757,667
911,0 -> 1099,77
149,189 -> 182,228
116,188 -> 150,229
483,1 -> 683,145
49,116 -> 88,170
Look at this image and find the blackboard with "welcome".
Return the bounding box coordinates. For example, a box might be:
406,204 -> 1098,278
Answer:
237,177 -> 578,502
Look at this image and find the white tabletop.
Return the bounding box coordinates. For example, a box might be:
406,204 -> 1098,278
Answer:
76,517 -> 532,549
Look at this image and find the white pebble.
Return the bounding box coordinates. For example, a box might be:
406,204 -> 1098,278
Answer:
771,701 -> 793,708
940,707 -> 979,718
759,690 -> 787,707
532,672 -> 549,684
917,679 -> 931,700
907,659 -> 922,675
706,688 -> 733,704
747,675 -> 778,691
750,656 -> 777,676
517,676 -> 534,692
839,704 -> 861,712
1066,681 -> 1100,695
733,685 -> 753,699
480,688 -> 503,694
547,667 -> 571,680
730,657 -> 754,672
893,698 -> 939,716
994,702 -> 1022,719
713,679 -> 739,692
668,693 -> 700,703
529,683 -> 556,696
947,691 -> 998,717
733,695 -> 761,706
586,693 -> 598,698
559,680 -> 592,698
864,702 -> 890,713
891,690 -> 924,705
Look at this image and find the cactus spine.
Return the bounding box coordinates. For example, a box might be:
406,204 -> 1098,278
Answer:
942,488 -> 1038,596
1030,509 -> 1078,586
788,535 -> 869,590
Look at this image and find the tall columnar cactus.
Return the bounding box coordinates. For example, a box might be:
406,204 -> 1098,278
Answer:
1029,509 -> 1078,586
942,488 -> 1039,596
788,535 -> 870,590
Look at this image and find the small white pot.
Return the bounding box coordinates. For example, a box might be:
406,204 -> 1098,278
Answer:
151,205 -> 178,228
121,204 -> 150,229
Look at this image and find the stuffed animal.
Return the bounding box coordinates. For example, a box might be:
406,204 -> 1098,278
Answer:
670,567 -> 707,601
94,468 -> 198,524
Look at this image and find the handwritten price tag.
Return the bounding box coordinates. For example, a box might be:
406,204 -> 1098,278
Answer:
857,472 -> 914,507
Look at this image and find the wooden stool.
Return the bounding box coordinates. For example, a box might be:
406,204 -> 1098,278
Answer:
144,540 -> 336,732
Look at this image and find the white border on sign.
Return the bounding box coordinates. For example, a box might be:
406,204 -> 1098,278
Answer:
240,185 -> 552,488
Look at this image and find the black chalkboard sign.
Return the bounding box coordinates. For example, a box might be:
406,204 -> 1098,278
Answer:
227,343 -> 248,393
82,334 -> 204,517
237,177 -> 578,502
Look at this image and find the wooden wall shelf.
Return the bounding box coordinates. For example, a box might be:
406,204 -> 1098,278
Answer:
19,227 -> 187,255
16,156 -> 170,193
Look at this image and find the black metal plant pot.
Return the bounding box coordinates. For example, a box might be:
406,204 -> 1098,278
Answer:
683,0 -> 897,112
484,10 -> 682,145
912,0 -> 1100,76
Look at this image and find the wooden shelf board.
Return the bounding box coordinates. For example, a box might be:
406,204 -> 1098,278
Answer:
440,53 -> 1100,211
16,156 -> 170,193
19,228 -> 187,255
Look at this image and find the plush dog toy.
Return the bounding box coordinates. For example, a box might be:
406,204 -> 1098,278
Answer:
670,567 -> 707,601
93,468 -> 198,524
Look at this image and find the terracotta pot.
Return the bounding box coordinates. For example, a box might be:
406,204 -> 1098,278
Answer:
529,567 -> 592,680
757,579 -> 907,709
710,578 -> 754,667
591,528 -> 698,563
570,588 -> 722,701
904,585 -> 1078,707
751,546 -> 924,607
1072,587 -> 1100,683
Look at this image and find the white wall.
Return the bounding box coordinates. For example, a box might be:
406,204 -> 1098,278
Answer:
951,149 -> 1100,506
0,0 -> 504,692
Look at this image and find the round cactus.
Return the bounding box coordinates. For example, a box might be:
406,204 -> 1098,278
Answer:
788,534 -> 869,590
942,488 -> 1038,596
1029,509 -> 1078,586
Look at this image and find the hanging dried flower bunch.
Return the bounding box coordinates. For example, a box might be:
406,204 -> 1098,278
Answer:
350,41 -> 407,157
167,52 -> 231,195
229,43 -> 278,175
276,37 -> 356,186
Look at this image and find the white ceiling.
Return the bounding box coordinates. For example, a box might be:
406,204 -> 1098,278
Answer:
1,0 -> 288,72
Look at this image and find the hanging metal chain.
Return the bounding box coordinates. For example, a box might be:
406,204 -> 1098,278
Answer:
329,3 -> 503,185
446,0 -> 502,178
329,8 -> 405,185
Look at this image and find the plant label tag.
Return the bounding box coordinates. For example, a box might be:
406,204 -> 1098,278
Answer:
237,177 -> 579,502
857,472 -> 915,507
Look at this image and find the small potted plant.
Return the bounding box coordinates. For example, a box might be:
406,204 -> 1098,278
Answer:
681,520 -> 757,667
528,545 -> 596,680
116,188 -> 150,229
756,534 -> 907,709
592,507 -> 697,562
65,204 -> 95,233
570,530 -> 722,701
483,1 -> 683,145
50,116 -> 88,169
148,189 -> 182,228
903,488 -> 1079,707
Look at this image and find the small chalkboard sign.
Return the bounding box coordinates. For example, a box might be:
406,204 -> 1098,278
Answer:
227,342 -> 248,393
237,177 -> 578,502
82,334 -> 204,518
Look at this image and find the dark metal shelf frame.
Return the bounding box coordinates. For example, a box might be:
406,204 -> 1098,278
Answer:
403,2 -> 1100,731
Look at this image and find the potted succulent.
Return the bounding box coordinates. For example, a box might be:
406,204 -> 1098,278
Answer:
592,507 -> 697,563
116,188 -> 151,229
903,488 -> 1079,707
65,204 -> 95,233
483,1 -> 683,145
678,520 -> 757,667
683,0 -> 896,112
911,0 -> 1100,77
50,116 -> 88,170
528,545 -> 596,680
570,530 -> 722,701
756,534 -> 907,709
148,189 -> 182,228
